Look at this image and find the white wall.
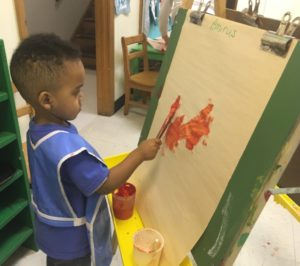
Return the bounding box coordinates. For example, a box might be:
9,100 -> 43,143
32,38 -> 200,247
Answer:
237,0 -> 300,20
0,0 -> 29,143
0,1 -> 20,63
24,0 -> 90,39
114,2 -> 140,100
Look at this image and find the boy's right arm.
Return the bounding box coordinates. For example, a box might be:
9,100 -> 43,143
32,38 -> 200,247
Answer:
96,138 -> 161,195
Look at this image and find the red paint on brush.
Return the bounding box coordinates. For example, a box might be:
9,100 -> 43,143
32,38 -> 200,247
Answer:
165,103 -> 214,151
156,96 -> 181,139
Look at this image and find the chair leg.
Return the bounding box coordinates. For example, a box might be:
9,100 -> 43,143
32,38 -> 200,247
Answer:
142,91 -> 151,105
124,85 -> 130,115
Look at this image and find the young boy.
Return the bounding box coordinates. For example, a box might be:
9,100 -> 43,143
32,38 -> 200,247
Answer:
10,33 -> 161,266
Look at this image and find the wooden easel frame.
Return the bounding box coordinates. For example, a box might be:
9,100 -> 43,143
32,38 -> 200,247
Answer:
139,4 -> 300,265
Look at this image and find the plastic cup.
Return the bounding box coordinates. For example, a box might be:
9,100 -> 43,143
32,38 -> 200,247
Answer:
133,228 -> 164,266
112,182 -> 136,220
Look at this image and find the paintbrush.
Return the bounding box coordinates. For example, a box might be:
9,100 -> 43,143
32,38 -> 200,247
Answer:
268,187 -> 300,195
156,96 -> 181,139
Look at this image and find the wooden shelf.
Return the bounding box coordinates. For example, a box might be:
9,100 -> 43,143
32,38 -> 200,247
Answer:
0,226 -> 33,265
0,169 -> 23,193
0,91 -> 8,102
0,132 -> 16,149
0,198 -> 28,229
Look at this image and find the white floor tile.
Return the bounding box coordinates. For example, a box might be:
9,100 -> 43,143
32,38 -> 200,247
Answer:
3,248 -> 46,266
234,197 -> 299,266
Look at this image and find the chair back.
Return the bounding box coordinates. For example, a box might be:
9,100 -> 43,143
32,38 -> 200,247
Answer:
121,33 -> 149,80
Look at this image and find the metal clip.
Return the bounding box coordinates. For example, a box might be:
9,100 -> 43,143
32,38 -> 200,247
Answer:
260,12 -> 295,56
189,0 -> 211,25
285,17 -> 300,36
242,0 -> 261,27
276,12 -> 292,35
253,0 -> 260,16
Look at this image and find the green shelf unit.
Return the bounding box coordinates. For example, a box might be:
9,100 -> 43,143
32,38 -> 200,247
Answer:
0,39 -> 37,265
0,198 -> 28,229
0,132 -> 16,149
0,226 -> 33,265
0,169 -> 23,193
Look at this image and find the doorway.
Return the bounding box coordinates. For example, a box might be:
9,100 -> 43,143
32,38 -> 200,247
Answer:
14,0 -> 115,116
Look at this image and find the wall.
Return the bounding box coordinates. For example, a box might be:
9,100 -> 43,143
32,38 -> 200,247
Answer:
0,1 -> 20,63
236,0 -> 300,20
0,0 -> 28,142
114,2 -> 140,100
24,0 -> 90,39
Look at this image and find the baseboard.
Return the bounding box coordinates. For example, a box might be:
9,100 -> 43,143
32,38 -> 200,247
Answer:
114,95 -> 125,113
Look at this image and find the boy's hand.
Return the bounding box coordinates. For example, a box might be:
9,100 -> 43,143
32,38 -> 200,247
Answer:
138,138 -> 162,161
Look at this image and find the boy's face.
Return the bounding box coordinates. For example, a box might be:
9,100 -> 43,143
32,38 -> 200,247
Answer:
50,60 -> 85,121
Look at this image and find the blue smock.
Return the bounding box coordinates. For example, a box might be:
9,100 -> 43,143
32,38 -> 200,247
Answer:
28,126 -> 112,265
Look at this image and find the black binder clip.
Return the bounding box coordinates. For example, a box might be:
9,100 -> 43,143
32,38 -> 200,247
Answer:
261,12 -> 300,56
190,0 -> 211,25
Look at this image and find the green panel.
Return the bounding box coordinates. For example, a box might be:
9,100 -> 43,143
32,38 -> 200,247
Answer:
0,169 -> 23,193
0,198 -> 28,229
191,42 -> 300,264
0,91 -> 8,102
0,226 -> 33,265
131,44 -> 165,61
0,132 -> 16,149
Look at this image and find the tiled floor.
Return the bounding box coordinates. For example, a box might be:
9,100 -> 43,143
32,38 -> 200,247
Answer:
4,70 -> 300,265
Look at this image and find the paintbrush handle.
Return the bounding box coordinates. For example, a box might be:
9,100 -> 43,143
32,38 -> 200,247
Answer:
156,96 -> 181,139
156,116 -> 172,139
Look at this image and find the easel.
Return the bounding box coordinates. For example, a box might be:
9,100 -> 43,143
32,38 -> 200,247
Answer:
136,1 -> 300,265
108,1 -> 300,265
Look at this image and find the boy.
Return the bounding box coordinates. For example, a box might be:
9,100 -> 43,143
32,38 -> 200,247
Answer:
10,33 -> 161,266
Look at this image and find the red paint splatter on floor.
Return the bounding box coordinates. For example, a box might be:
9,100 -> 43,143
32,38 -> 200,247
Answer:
165,102 -> 214,151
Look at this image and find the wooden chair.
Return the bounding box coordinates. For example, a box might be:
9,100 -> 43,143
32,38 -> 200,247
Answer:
121,33 -> 159,115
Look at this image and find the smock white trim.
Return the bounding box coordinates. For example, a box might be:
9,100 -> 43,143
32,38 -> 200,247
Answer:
89,196 -> 103,266
57,147 -> 107,217
31,200 -> 86,226
30,130 -> 69,150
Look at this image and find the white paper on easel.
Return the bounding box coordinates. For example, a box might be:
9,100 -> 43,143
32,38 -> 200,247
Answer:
130,13 -> 295,265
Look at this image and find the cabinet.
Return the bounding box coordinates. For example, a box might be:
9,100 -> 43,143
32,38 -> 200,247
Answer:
0,39 -> 36,265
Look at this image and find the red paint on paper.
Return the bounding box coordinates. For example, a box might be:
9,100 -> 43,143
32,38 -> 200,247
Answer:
165,102 -> 214,151
164,115 -> 185,151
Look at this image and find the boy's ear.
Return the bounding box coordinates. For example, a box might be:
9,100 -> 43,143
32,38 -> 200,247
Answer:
38,91 -> 54,110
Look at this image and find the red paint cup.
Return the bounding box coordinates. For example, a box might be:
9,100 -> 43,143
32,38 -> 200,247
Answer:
112,182 -> 136,220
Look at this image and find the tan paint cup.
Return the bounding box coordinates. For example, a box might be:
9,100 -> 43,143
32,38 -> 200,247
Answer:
133,228 -> 164,266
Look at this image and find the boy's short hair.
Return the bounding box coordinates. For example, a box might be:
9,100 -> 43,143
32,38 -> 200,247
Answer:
10,33 -> 81,103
